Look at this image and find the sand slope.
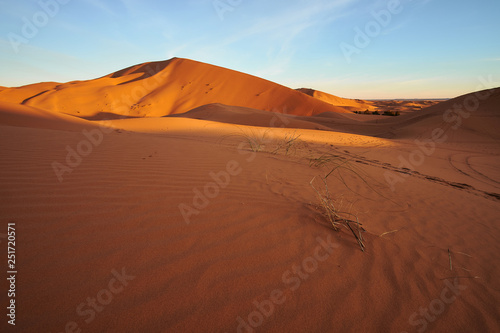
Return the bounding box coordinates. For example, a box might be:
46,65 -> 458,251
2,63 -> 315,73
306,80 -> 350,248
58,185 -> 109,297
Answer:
0,58 -> 349,119
1,109 -> 499,332
166,103 -> 335,131
297,88 -> 500,144
0,100 -> 96,131
297,88 -> 442,114
0,61 -> 499,332
391,87 -> 500,142
297,88 -> 375,111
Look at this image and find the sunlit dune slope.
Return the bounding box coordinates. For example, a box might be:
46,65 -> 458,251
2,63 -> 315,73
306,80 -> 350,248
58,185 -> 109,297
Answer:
167,103 -> 333,130
0,82 -> 60,104
0,100 -> 95,131
297,88 -> 443,114
383,87 -> 500,142
300,87 -> 500,143
0,58 -> 349,119
297,88 -> 375,111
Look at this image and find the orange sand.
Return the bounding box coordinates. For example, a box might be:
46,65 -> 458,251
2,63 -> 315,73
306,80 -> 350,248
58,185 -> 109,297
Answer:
297,87 -> 442,114
0,59 -> 499,333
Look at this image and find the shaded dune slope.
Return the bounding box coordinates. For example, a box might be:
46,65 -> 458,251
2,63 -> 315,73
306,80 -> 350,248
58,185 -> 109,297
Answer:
167,103 -> 333,131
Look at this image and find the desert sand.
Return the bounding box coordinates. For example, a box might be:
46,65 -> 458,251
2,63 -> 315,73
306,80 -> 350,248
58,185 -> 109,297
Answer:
0,58 -> 499,333
296,87 -> 442,115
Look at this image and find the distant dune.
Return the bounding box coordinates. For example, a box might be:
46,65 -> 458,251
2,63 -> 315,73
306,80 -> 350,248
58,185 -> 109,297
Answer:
383,87 -> 500,142
297,87 -> 442,115
296,88 -> 375,111
295,88 -> 500,145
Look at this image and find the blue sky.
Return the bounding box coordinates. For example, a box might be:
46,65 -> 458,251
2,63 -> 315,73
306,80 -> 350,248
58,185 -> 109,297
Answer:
1,0 -> 499,98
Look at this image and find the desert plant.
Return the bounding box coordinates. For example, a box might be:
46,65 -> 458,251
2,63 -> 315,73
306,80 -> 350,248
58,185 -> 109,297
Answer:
271,131 -> 302,156
383,110 -> 399,116
307,151 -> 396,251
372,110 -> 380,115
310,175 -> 365,251
309,154 -> 336,168
283,131 -> 301,155
308,153 -> 352,169
226,129 -> 303,157
226,128 -> 273,153
247,137 -> 264,152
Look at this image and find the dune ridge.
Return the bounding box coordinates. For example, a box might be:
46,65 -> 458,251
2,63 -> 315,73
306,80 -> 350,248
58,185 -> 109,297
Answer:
0,58 -> 350,120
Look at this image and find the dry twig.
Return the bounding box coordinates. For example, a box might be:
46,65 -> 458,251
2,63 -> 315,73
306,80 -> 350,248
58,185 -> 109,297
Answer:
310,176 -> 365,251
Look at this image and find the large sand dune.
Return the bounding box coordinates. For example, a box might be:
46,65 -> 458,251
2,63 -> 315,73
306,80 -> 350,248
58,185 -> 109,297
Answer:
0,58 -> 349,119
0,60 -> 499,333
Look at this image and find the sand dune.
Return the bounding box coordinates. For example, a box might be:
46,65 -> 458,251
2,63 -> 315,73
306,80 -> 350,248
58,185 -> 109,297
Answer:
0,60 -> 499,333
167,103 -> 334,131
0,82 -> 60,104
292,88 -> 500,144
297,88 -> 375,111
0,58 -> 349,119
379,87 -> 500,143
0,100 -> 95,131
297,88 -> 442,114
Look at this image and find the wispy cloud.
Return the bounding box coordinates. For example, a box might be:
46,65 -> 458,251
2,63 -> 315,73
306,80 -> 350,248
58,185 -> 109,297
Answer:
192,0 -> 357,76
164,42 -> 190,59
81,0 -> 118,16
397,76 -> 445,85
0,38 -> 98,85
220,0 -> 356,46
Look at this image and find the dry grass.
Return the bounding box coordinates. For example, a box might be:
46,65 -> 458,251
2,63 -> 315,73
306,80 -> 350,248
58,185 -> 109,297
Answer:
227,133 -> 378,252
379,229 -> 399,237
282,131 -> 301,156
246,136 -> 264,152
232,129 -> 303,157
310,175 -> 365,251
308,154 -> 339,168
